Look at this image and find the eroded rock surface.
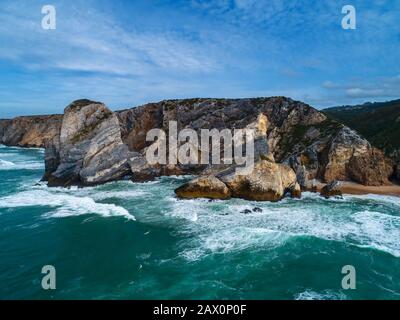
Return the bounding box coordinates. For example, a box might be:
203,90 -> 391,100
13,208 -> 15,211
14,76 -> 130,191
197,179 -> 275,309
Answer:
2,96 -> 395,192
175,175 -> 231,200
175,160 -> 300,202
46,99 -> 131,186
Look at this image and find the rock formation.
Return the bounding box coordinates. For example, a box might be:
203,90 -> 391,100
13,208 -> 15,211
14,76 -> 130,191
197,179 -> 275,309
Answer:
175,160 -> 301,202
320,180 -> 343,198
175,175 -> 231,200
1,97 -> 396,199
45,99 -> 132,187
347,147 -> 394,186
0,115 -> 62,148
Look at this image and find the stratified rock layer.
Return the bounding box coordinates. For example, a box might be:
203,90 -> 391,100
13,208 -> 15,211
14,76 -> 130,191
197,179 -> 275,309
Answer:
46,99 -> 131,186
1,97 -> 395,192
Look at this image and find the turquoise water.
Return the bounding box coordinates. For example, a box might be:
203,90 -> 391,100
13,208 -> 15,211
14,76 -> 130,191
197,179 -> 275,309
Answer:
0,145 -> 399,300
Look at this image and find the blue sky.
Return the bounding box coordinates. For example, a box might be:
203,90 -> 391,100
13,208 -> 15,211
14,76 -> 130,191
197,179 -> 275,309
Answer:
0,0 -> 399,117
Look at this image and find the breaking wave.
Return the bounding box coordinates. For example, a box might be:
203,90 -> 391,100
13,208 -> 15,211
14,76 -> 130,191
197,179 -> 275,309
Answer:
295,290 -> 347,300
0,158 -> 44,170
0,189 -> 135,220
166,193 -> 400,260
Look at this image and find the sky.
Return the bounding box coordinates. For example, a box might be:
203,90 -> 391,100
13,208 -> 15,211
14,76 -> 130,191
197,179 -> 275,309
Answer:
0,0 -> 399,117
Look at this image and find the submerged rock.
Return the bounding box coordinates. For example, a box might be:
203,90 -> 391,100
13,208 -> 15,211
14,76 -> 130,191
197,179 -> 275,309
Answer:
46,100 -> 132,187
241,209 -> 252,214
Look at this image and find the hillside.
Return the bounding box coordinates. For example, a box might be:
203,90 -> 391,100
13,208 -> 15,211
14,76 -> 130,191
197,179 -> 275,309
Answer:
324,99 -> 400,161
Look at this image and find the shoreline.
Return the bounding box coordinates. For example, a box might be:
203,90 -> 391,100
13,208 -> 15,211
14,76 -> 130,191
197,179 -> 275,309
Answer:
309,181 -> 400,197
2,144 -> 400,198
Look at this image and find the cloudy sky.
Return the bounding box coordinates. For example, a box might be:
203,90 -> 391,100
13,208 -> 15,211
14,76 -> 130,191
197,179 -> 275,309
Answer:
0,0 -> 399,117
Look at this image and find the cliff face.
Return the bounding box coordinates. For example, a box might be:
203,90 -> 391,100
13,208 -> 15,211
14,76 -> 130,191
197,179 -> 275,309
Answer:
116,97 -> 394,187
0,115 -> 62,148
1,97 -> 395,191
324,99 -> 400,184
45,99 -> 132,187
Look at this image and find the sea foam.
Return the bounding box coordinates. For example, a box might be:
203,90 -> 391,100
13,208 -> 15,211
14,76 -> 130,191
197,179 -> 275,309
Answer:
0,158 -> 44,170
0,189 -> 135,220
166,193 -> 400,260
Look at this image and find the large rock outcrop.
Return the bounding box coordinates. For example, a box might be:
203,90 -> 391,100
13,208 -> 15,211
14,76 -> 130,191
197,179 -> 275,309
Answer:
45,99 -> 131,186
2,97 -> 395,192
347,148 -> 394,186
175,160 -> 301,202
175,175 -> 231,200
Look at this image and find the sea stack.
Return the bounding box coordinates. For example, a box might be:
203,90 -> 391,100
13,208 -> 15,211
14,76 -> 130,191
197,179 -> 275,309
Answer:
45,99 -> 132,187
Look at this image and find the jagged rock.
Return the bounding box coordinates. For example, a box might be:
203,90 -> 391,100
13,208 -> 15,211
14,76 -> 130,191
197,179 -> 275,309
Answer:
252,207 -> 263,213
46,99 -> 131,186
42,136 -> 61,181
320,180 -> 342,198
117,103 -> 163,151
175,175 -> 231,199
322,127 -> 370,182
2,96 -> 396,190
347,148 -> 394,186
0,119 -> 11,140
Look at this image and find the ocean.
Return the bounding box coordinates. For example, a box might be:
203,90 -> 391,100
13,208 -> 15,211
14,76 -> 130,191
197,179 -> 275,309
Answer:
0,145 -> 399,300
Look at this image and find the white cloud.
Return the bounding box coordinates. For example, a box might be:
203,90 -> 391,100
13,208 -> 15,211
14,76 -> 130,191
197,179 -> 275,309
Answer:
0,2 -> 218,76
322,75 -> 400,102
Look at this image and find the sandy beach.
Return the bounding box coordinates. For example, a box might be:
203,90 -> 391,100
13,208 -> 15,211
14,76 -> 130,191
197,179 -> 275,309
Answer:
309,180 -> 400,197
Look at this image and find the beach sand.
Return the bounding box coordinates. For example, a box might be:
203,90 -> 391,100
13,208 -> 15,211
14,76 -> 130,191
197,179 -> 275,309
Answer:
308,181 -> 400,197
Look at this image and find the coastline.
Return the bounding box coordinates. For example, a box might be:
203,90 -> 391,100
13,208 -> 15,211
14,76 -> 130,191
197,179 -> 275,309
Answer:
309,180 -> 400,197
1,144 -> 399,198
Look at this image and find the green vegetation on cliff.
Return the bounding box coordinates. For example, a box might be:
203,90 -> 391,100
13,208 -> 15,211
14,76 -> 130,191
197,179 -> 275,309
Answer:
324,99 -> 400,161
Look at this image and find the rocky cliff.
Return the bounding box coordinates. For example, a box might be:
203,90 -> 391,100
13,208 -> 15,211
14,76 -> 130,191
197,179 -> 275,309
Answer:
44,99 -> 132,187
1,97 -> 395,199
0,115 -> 62,148
115,97 -> 394,188
324,99 -> 400,184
